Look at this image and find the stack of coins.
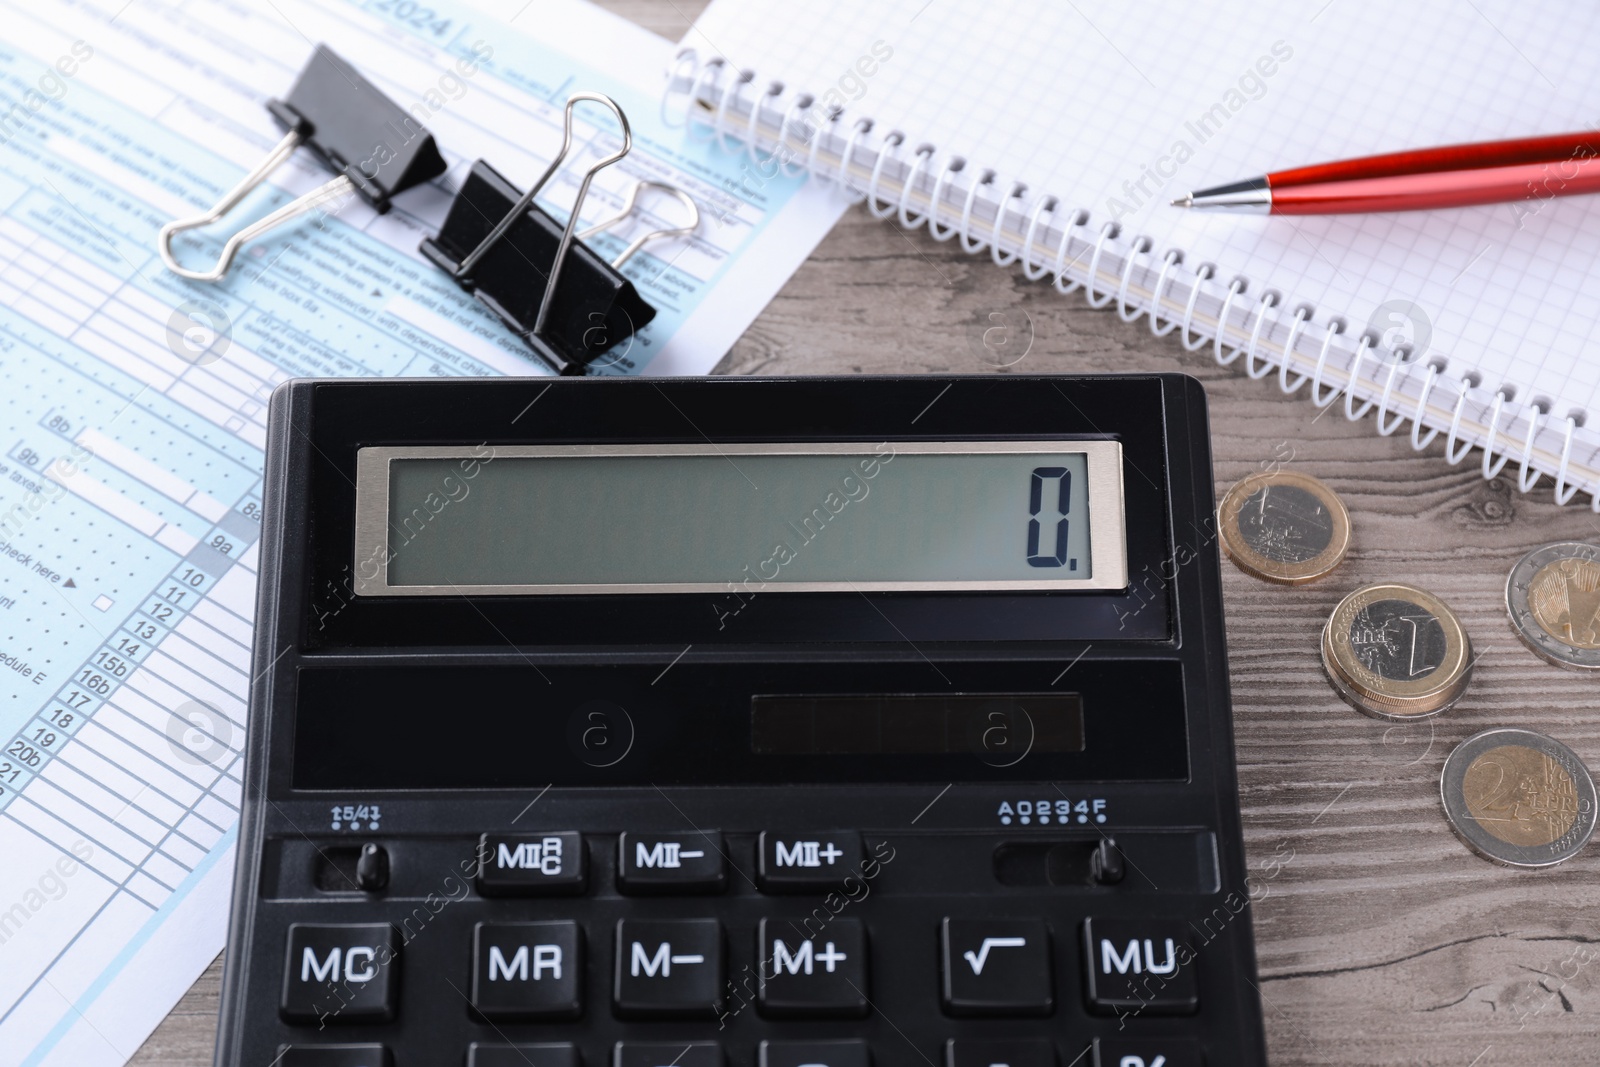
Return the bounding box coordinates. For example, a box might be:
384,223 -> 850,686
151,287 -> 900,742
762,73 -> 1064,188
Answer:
1319,583 -> 1474,721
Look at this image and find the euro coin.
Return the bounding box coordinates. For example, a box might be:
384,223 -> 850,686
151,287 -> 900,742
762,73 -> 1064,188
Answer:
1441,728 -> 1597,867
1505,541 -> 1600,671
1218,470 -> 1350,584
1320,583 -> 1472,720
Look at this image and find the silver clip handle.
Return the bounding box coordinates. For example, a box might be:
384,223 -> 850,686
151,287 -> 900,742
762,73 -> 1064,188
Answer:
577,180 -> 700,268
156,130 -> 355,282
451,92 -> 632,339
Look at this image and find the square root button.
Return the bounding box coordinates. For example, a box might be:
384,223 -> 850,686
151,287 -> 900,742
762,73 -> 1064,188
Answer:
940,918 -> 1052,1016
1082,918 -> 1199,1015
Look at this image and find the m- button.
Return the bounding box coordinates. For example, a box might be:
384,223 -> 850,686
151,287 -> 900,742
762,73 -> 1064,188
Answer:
613,918 -> 724,1018
758,831 -> 862,892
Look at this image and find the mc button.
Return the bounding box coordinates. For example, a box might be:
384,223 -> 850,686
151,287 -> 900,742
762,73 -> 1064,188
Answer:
281,924 -> 399,1023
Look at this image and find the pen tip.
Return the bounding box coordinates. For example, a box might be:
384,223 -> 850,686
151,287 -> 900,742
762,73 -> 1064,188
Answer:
1171,195 -> 1193,208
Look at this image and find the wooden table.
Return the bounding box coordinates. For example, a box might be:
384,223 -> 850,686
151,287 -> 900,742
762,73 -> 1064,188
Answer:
132,2 -> 1600,1062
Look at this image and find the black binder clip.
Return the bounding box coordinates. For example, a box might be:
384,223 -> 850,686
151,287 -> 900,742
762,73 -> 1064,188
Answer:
159,45 -> 446,282
420,92 -> 700,375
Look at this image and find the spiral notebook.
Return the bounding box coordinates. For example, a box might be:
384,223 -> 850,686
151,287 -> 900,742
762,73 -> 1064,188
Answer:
669,0 -> 1600,505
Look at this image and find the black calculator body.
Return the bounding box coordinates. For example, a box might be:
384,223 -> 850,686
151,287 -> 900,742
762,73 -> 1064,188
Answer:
216,375 -> 1268,1067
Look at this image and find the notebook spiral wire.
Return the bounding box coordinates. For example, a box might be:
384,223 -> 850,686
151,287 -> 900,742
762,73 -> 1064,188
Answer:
667,49 -> 1600,510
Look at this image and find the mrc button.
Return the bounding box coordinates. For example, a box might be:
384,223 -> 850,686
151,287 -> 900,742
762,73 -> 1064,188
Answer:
477,833 -> 586,895
1083,918 -> 1199,1015
281,923 -> 399,1023
617,832 -> 726,893
758,832 -> 862,892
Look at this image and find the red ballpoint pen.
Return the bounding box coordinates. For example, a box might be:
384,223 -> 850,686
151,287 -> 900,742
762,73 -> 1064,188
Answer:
1172,130 -> 1600,215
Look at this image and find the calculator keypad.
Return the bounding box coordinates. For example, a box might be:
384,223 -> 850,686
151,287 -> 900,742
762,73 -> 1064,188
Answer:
613,918 -> 726,1017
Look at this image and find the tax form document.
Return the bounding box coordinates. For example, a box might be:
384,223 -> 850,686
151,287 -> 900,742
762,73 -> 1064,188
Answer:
0,0 -> 842,1062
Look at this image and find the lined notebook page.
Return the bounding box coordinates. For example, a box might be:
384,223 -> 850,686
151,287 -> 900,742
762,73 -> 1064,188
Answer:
687,0 -> 1600,425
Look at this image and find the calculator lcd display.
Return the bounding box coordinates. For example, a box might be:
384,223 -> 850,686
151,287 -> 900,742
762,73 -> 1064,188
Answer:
358,441 -> 1126,594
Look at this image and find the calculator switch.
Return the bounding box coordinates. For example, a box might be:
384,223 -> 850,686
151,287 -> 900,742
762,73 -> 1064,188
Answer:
757,831 -> 863,892
275,1046 -> 392,1067
468,1043 -> 581,1067
1091,1037 -> 1203,1067
756,917 -> 869,1017
477,832 -> 586,895
617,832 -> 726,893
940,918 -> 1052,1016
471,921 -> 583,1020
760,1040 -> 870,1067
944,1038 -> 1054,1067
280,924 -> 399,1023
614,1042 -> 723,1067
1083,918 -> 1199,1015
354,843 -> 389,892
613,918 -> 725,1017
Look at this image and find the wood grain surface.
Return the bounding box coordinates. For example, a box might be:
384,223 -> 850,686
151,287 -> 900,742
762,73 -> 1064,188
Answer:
131,2 -> 1600,1063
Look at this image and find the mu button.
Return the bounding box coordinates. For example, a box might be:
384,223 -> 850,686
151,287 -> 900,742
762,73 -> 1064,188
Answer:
757,918 -> 868,1018
613,918 -> 724,1018
281,924 -> 399,1024
472,921 -> 583,1020
940,918 -> 1052,1016
758,832 -> 862,892
1083,918 -> 1199,1015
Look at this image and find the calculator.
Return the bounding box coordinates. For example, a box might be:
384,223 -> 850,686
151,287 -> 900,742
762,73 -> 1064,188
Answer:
216,374 -> 1268,1067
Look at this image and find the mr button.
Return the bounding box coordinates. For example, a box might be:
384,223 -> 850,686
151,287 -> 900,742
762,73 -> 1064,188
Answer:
477,833 -> 586,895
282,924 -> 399,1023
614,919 -> 725,1017
758,832 -> 862,892
1083,918 -> 1198,1015
940,918 -> 1051,1016
472,921 -> 583,1019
